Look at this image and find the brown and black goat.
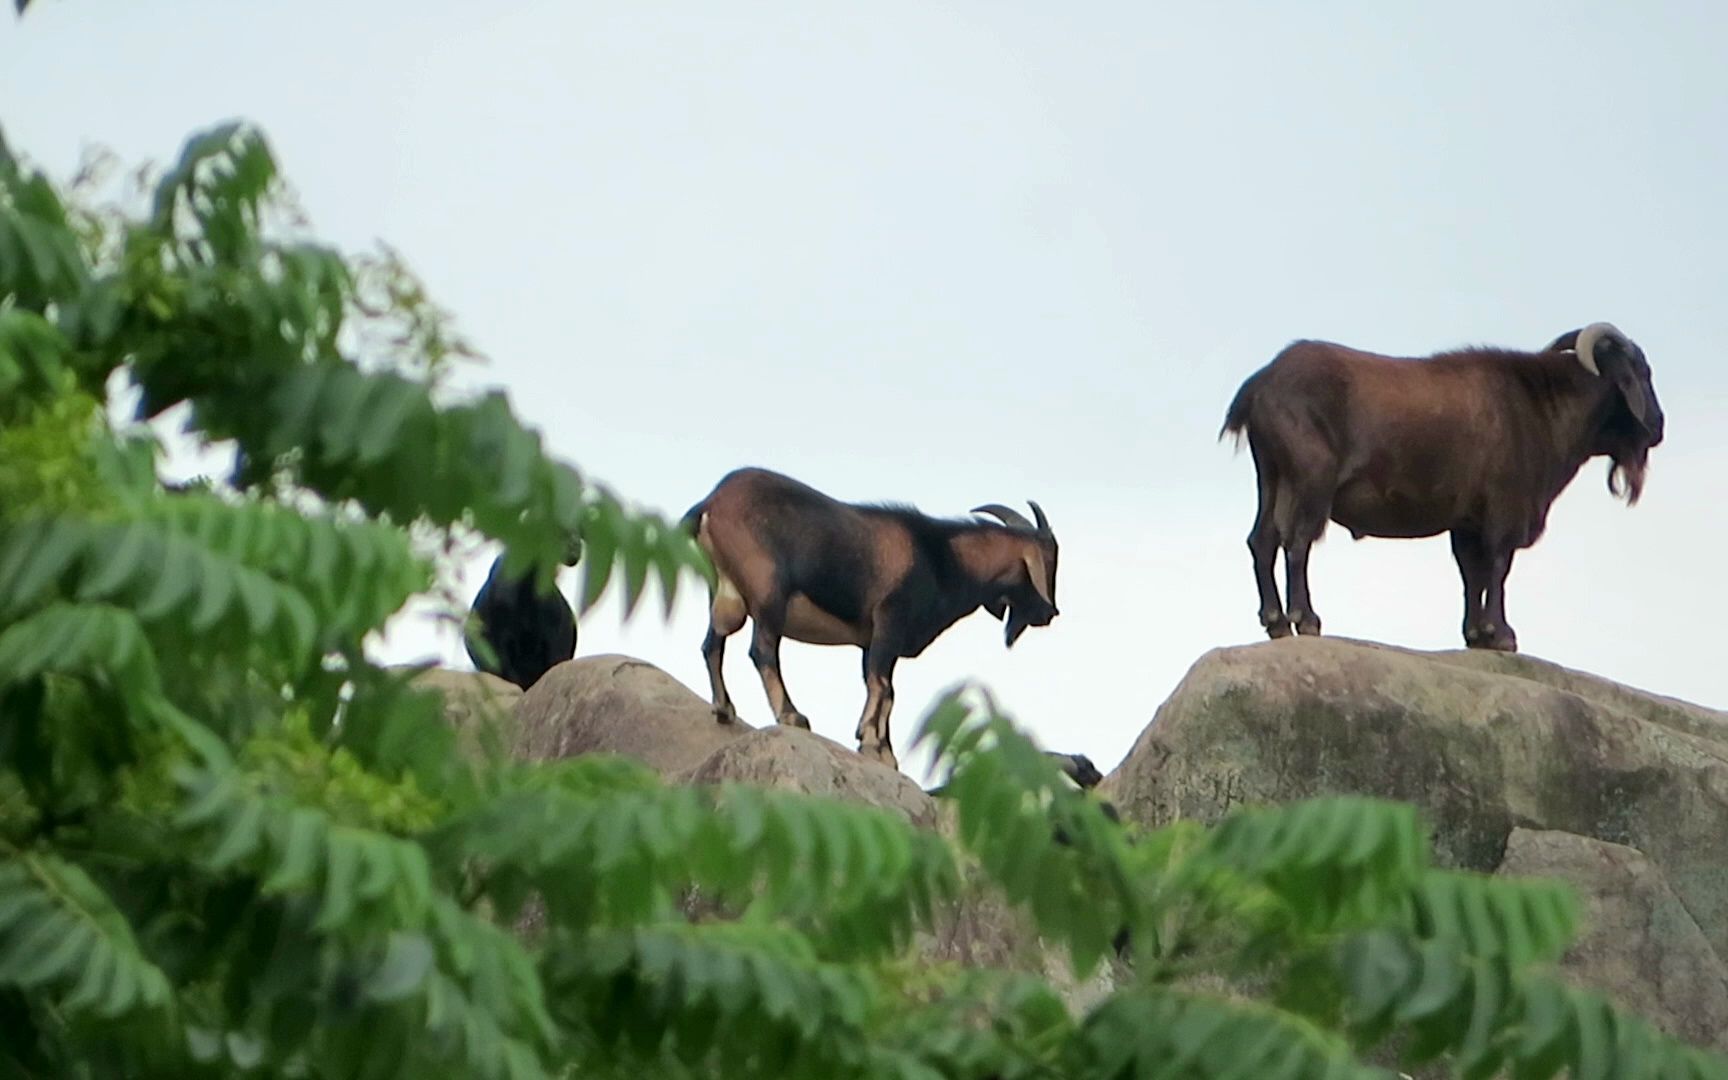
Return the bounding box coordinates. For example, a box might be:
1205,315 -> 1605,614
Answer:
1221,322 -> 1664,652
680,467 -> 1061,769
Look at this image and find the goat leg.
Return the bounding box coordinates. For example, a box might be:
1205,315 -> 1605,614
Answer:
748,607 -> 810,729
702,583 -> 749,724
1450,530 -> 1491,647
1283,534 -> 1323,636
1280,479 -> 1331,637
1248,526 -> 1290,638
701,626 -> 741,724
855,646 -> 899,769
1475,546 -> 1519,652
1247,446 -> 1291,638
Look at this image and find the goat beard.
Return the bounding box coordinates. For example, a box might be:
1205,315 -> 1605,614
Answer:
1608,450 -> 1649,505
1004,609 -> 1030,648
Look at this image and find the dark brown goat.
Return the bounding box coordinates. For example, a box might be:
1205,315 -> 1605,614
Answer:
681,467 -> 1060,769
1221,322 -> 1664,651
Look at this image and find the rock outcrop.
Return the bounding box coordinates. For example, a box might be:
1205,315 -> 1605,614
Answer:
510,653 -> 753,777
1497,829 -> 1728,1051
1104,635 -> 1728,1049
679,725 -> 938,827
408,667 -> 522,757
420,642 -> 1728,1044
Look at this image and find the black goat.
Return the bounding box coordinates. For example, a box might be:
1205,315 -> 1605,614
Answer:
1048,754 -> 1116,844
464,539 -> 583,691
1221,322 -> 1664,651
681,467 -> 1061,769
925,751 -> 1107,800
1049,752 -> 1105,790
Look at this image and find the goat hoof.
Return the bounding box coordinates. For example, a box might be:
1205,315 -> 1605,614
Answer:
1467,626 -> 1517,653
1291,612 -> 1322,636
712,705 -> 740,725
1261,613 -> 1293,639
859,741 -> 899,770
777,711 -> 811,730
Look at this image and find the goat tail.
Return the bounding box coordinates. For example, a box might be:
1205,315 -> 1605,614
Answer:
678,497 -> 708,537
1219,369 -> 1264,448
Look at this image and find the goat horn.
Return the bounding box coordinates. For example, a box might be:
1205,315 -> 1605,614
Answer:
1573,322 -> 1624,377
1541,329 -> 1580,354
1029,500 -> 1050,535
972,503 -> 1034,530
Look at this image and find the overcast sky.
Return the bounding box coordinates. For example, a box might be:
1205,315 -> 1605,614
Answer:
5,1 -> 1725,782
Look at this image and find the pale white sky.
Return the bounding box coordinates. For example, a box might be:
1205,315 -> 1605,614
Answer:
5,1 -> 1725,782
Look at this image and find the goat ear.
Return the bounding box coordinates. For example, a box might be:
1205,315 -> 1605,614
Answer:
1022,547 -> 1053,605
1613,366 -> 1656,431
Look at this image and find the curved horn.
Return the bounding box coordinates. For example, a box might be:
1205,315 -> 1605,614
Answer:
1573,321 -> 1624,377
1541,329 -> 1580,354
972,503 -> 1035,530
1029,499 -> 1050,535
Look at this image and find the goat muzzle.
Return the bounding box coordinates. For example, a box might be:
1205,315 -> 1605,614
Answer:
1003,600 -> 1057,648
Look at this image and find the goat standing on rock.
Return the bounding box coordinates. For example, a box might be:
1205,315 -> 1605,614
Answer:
1221,323 -> 1664,652
681,467 -> 1061,769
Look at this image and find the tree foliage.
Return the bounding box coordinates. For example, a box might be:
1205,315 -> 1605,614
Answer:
1,107 -> 1724,1080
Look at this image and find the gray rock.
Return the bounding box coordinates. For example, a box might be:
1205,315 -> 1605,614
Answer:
510,653 -> 753,776
1497,828 -> 1728,1051
679,725 -> 937,828
408,666 -> 523,759
1104,636 -> 1728,964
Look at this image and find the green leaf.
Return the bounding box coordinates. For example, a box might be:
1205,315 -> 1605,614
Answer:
263,807 -> 325,892
619,517 -> 651,620
75,520 -> 152,601
578,499 -> 620,613
365,932 -> 435,1003
355,376 -> 427,465
188,550 -> 237,631
0,518 -> 81,611
1394,942 -> 1468,1023
318,830 -> 361,930
14,920 -> 92,988
135,535 -> 200,619
205,794 -> 265,870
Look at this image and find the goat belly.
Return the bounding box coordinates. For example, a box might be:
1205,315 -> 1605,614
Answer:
783,595 -> 870,646
1330,482 -> 1453,540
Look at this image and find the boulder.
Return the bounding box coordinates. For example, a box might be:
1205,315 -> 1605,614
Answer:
408,667 -> 523,758
679,725 -> 937,827
673,717 -> 1121,1010
918,800 -> 1126,1013
1496,829 -> 1728,1051
1424,650 -> 1728,748
511,654 -> 753,776
1104,636 -> 1728,962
